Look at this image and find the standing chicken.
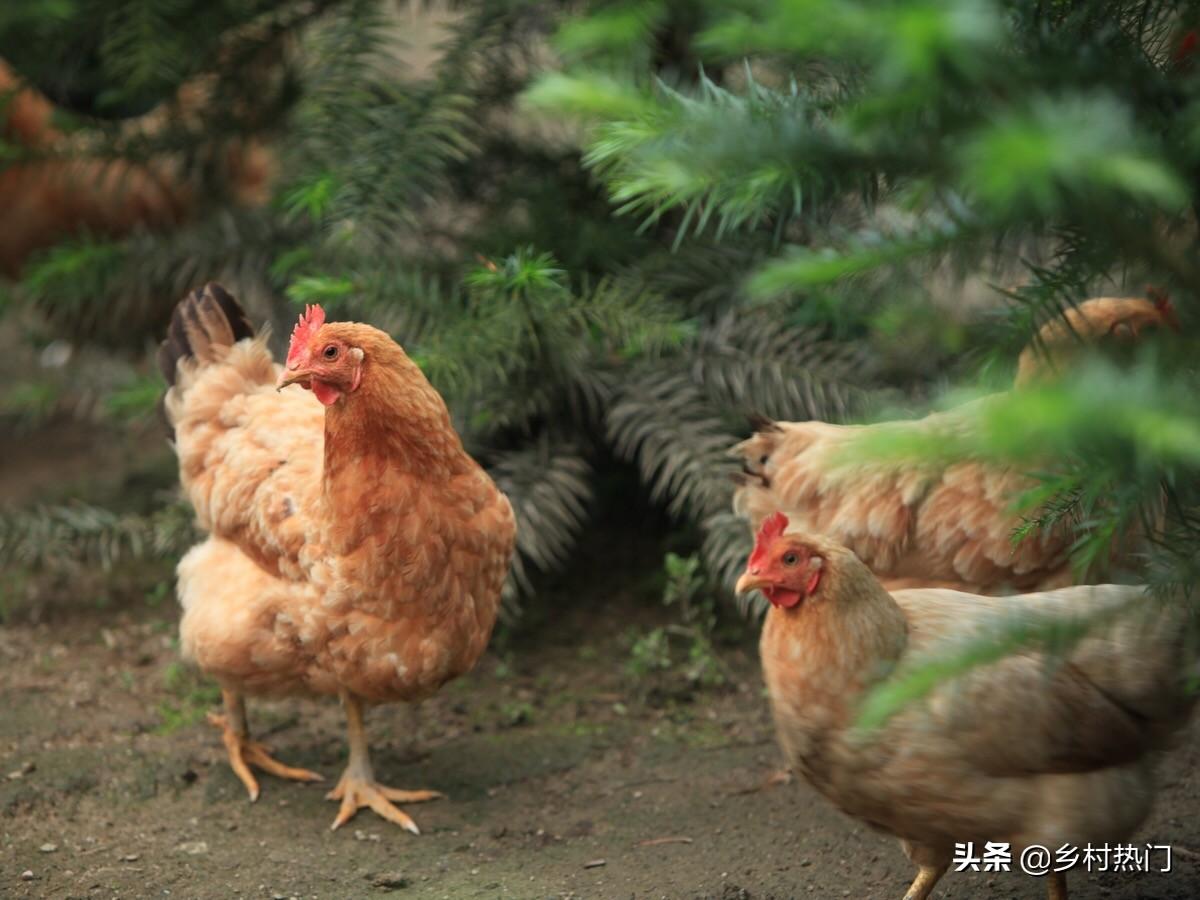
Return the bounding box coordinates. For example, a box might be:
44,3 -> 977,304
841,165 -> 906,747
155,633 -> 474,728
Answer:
731,295 -> 1178,594
161,283 -> 515,832
737,512 -> 1196,900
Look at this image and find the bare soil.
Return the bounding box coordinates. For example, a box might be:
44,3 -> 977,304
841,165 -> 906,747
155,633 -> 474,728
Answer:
3,592 -> 1200,900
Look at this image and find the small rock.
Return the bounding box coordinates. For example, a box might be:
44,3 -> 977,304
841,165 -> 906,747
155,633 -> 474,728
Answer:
20,871 -> 34,881
39,843 -> 57,853
176,840 -> 209,855
582,859 -> 606,869
370,872 -> 409,890
122,854 -> 140,863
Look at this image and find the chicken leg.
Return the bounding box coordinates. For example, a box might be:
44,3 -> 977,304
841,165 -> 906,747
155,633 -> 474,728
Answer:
902,864 -> 946,900
208,689 -> 324,802
326,692 -> 444,832
1047,872 -> 1068,900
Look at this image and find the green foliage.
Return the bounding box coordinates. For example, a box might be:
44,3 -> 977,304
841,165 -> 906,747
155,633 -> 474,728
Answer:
626,552 -> 731,688
1,380 -> 63,430
104,372 -> 166,421
2,0 -> 880,613
523,0 -> 1200,714
0,500 -> 198,576
9,0 -> 1200,713
158,660 -> 222,734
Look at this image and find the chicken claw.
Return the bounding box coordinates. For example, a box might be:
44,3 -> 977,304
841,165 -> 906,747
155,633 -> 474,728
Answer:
901,864 -> 946,900
328,692 -> 444,832
208,691 -> 323,802
326,773 -> 443,833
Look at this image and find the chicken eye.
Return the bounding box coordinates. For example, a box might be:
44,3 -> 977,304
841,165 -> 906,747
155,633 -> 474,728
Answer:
323,344 -> 339,360
782,551 -> 799,566
759,454 -> 769,465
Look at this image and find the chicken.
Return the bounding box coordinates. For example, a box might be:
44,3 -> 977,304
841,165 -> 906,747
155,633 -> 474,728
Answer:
737,512 -> 1196,900
0,59 -> 272,276
161,283 -> 516,832
731,295 -> 1178,594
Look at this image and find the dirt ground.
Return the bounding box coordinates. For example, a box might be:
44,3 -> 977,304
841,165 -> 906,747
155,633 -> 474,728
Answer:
3,588 -> 1200,900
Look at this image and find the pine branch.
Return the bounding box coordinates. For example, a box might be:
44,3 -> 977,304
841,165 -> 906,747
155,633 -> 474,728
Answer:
19,208 -> 302,348
690,311 -> 874,422
488,437 -> 593,616
606,367 -> 735,522
700,510 -> 759,615
532,69 -> 860,245
0,499 -> 197,575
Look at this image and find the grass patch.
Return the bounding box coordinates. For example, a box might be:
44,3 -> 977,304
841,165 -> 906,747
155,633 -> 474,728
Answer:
155,662 -> 220,735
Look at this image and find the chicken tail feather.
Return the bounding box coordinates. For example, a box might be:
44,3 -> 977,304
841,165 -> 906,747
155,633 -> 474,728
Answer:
158,282 -> 255,387
747,412 -> 781,434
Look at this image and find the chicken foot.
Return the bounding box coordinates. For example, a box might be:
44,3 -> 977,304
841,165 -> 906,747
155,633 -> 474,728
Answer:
897,863 -> 1065,900
327,692 -> 444,833
208,689 -> 324,802
901,864 -> 946,900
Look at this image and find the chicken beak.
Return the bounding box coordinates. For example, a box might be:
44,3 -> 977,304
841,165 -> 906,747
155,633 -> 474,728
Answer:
735,571 -> 770,596
276,368 -> 309,391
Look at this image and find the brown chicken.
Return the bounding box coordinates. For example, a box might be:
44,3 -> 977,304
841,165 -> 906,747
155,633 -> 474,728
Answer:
731,295 -> 1178,594
161,283 -> 515,831
0,60 -> 272,276
737,512 -> 1197,900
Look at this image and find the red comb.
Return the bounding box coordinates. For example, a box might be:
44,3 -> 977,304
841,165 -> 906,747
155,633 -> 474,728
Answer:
749,512 -> 789,569
287,304 -> 326,366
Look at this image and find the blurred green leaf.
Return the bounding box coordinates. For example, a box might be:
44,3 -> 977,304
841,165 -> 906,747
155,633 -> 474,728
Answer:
285,275 -> 357,304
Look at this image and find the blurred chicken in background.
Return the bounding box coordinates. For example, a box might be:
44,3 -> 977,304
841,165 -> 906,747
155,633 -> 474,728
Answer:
731,295 -> 1179,595
0,58 -> 273,276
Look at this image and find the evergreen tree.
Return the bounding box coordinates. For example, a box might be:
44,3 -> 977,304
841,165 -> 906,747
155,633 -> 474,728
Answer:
529,0 -> 1200,714
6,0 -> 1200,694
1,0 -> 871,615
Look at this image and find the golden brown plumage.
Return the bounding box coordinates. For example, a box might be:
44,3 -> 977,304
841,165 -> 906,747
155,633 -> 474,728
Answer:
738,514 -> 1197,900
1014,293 -> 1179,387
732,296 -> 1177,593
162,284 -> 515,831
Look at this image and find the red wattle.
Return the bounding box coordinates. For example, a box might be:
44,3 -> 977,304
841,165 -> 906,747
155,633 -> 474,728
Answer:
805,569 -> 822,596
311,379 -> 342,406
765,587 -> 803,609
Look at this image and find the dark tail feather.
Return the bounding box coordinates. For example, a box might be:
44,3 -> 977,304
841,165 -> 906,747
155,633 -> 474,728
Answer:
157,282 -> 254,387
747,412 -> 781,434
158,283 -> 254,439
